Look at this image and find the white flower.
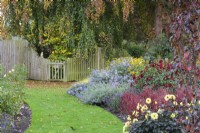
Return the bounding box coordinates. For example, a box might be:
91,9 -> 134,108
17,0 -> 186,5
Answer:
3,74 -> 6,77
12,69 -> 15,72
132,118 -> 138,123
9,71 -> 11,73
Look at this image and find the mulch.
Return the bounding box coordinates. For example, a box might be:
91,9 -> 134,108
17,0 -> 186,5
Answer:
0,103 -> 31,133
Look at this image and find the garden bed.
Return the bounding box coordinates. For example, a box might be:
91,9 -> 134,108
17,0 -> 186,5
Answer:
0,103 -> 31,133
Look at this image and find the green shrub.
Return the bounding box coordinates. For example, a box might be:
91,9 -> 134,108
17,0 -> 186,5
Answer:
145,34 -> 173,59
126,42 -> 146,57
0,65 -> 26,115
104,48 -> 131,62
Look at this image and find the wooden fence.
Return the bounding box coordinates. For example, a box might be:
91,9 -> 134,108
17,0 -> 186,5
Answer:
0,38 -> 29,78
0,38 -> 104,81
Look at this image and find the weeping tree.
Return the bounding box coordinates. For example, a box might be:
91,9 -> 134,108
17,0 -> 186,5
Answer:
2,0 -> 97,59
2,0 -> 139,59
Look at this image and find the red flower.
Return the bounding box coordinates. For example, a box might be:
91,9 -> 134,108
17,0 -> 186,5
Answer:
132,75 -> 136,80
159,59 -> 163,64
159,60 -> 163,69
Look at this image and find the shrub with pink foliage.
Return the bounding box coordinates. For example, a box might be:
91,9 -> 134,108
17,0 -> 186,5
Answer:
120,86 -> 199,115
120,91 -> 140,115
120,87 -> 169,115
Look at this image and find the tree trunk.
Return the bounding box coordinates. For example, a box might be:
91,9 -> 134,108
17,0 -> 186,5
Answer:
155,1 -> 162,36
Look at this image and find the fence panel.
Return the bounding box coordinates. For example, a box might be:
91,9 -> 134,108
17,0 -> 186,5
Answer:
0,38 -> 104,81
0,39 -> 28,78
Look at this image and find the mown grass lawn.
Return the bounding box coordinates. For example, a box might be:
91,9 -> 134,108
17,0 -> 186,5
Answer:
25,85 -> 123,133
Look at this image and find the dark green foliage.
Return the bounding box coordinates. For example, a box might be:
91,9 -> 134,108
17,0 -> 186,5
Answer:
145,34 -> 173,59
126,42 -> 146,57
130,110 -> 184,133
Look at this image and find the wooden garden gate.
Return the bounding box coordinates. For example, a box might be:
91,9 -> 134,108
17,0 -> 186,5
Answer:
48,48 -> 104,81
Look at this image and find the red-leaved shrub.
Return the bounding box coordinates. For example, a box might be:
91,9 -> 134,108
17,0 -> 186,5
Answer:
175,87 -> 195,102
120,87 -> 169,115
120,86 -> 198,115
120,92 -> 140,115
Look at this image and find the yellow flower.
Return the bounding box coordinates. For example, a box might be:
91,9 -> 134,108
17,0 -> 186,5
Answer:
146,98 -> 151,104
124,121 -> 131,127
180,102 -> 183,106
198,100 -> 200,106
150,112 -> 158,120
141,105 -> 148,112
170,113 -> 176,119
170,95 -> 176,100
132,118 -> 138,123
127,115 -> 131,121
123,121 -> 131,133
173,101 -> 178,106
187,103 -> 191,106
136,103 -> 141,110
132,110 -> 136,115
123,126 -> 126,132
164,95 -> 170,101
130,71 -> 135,75
135,111 -> 139,117
145,114 -> 149,119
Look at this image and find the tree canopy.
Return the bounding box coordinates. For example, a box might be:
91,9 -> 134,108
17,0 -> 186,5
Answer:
1,0 -> 200,64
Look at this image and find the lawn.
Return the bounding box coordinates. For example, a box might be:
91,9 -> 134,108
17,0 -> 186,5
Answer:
25,82 -> 123,133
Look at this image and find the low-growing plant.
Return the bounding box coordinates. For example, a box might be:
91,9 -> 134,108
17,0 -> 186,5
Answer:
67,82 -> 88,98
128,110 -> 184,133
90,57 -> 136,86
79,83 -> 129,106
122,88 -> 200,133
90,69 -> 111,83
68,57 -> 147,112
109,57 -> 132,76
120,87 -> 169,115
107,93 -> 122,112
